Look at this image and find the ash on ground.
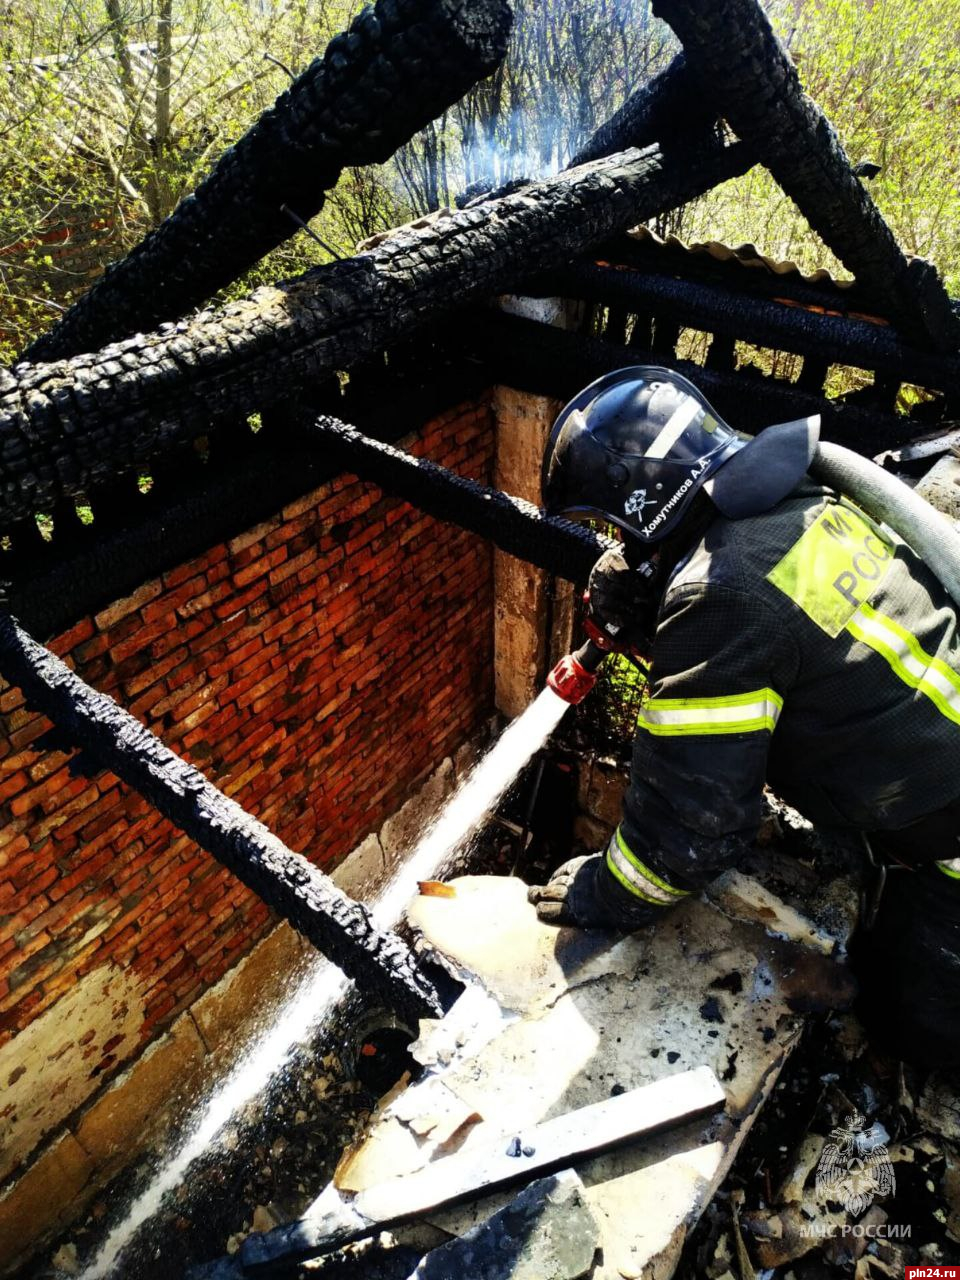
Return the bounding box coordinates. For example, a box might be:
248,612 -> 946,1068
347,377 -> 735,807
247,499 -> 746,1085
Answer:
27,826 -> 520,1280
677,1014 -> 960,1279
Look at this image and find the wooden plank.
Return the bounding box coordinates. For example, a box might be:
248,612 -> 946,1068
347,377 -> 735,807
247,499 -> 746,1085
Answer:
240,1067 -> 724,1271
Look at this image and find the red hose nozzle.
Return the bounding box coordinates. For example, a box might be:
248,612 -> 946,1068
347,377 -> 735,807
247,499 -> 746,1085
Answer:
546,638 -> 606,705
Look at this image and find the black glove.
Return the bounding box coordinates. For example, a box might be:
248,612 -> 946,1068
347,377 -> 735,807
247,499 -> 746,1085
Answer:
527,854 -> 658,929
586,547 -> 657,654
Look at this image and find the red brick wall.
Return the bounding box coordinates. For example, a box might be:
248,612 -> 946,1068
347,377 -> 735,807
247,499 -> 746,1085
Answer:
0,400 -> 495,1059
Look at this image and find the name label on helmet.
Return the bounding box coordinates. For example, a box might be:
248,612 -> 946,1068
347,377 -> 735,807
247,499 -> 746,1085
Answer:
638,461 -> 709,539
766,499 -> 895,636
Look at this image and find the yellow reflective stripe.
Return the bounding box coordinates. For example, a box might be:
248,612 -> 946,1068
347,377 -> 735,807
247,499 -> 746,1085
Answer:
845,602 -> 960,729
638,688 -> 783,737
937,859 -> 960,880
605,848 -> 667,905
615,829 -> 689,897
605,830 -> 689,906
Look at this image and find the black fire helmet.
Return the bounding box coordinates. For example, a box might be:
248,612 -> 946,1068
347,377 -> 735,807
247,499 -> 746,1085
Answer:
541,366 -> 820,545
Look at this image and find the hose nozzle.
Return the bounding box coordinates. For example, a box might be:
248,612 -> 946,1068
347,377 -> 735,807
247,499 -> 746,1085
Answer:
546,638 -> 606,705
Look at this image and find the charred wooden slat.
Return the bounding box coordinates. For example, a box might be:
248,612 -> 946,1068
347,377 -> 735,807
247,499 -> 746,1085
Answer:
457,310 -> 917,455
596,231 -> 881,316
238,1070 -> 725,1271
0,612 -> 450,1024
24,0 -> 514,364
0,139 -> 753,532
309,417 -> 612,585
570,53 -> 717,168
526,262 -> 960,394
650,0 -> 960,350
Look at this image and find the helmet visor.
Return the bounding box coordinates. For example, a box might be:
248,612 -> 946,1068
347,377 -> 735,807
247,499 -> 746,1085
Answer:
542,367 -> 747,543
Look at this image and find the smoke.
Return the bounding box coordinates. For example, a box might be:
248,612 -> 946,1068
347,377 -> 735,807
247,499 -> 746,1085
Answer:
462,110 -> 565,189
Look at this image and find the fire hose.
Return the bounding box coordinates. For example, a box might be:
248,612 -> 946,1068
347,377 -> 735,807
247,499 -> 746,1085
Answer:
547,442 -> 960,705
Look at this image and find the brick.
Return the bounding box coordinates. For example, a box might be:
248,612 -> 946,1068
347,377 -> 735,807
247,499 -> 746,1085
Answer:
177,578 -> 234,619
228,517 -> 281,557
233,545 -> 287,588
94,578 -> 164,630
0,403 -> 494,1193
163,556 -> 208,589
212,578 -> 271,619
282,489 -> 324,520
47,617 -> 95,657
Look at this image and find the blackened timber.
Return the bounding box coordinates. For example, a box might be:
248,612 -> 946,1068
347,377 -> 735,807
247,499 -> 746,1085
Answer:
0,613 -> 448,1024
527,263 -> 960,395
650,0 -> 959,350
308,417 -> 612,585
459,311 -> 915,455
597,232 -> 878,316
570,54 -> 717,168
25,0 -> 513,363
0,140 -> 753,532
1,350 -> 489,641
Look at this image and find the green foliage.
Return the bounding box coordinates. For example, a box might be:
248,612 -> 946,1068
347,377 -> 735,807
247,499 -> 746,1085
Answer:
683,0 -> 960,292
1,0 -> 958,364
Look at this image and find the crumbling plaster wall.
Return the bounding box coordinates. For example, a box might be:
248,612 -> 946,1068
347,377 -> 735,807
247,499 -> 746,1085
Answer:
0,399 -> 496,1270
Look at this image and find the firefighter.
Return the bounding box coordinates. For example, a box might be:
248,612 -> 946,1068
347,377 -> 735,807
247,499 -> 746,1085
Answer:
529,366 -> 960,1064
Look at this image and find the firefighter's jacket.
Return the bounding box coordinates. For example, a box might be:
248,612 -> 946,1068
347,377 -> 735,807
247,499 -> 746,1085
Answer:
607,480 -> 960,909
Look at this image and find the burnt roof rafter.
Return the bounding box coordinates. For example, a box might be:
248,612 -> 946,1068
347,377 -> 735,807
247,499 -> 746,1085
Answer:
23,0 -> 515,365
525,261 -> 960,397
645,0 -> 958,351
569,1 -> 957,353
0,609 -> 456,1024
0,136 -> 751,532
456,310 -> 915,457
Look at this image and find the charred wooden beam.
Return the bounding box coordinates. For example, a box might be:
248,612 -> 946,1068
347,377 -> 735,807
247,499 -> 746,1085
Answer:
457,310 -> 916,455
650,0 -> 960,351
527,262 -> 960,395
24,0 -> 514,364
0,612 -> 450,1024
308,417 -> 612,585
569,54 -> 717,168
0,139 -> 753,532
1,349 -> 488,642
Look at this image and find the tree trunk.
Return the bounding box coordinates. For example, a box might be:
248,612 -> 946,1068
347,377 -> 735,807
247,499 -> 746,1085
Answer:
150,0 -> 175,223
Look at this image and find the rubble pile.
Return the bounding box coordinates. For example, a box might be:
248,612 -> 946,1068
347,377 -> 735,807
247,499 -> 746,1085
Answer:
680,1015 -> 960,1278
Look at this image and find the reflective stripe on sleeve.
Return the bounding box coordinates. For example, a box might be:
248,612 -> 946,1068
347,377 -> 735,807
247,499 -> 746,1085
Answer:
845,602 -> 960,729
638,688 -> 783,737
605,827 -> 691,906
936,858 -> 960,880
